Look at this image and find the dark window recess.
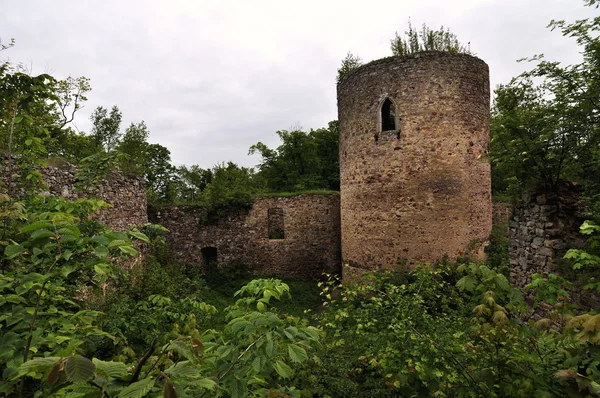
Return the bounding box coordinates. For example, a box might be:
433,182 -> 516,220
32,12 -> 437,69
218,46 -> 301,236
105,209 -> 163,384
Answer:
381,98 -> 396,131
201,247 -> 218,279
268,208 -> 285,239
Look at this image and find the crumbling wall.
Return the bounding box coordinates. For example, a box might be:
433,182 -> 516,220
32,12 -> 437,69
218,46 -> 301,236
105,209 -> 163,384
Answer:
509,185 -> 587,289
151,194 -> 341,279
1,157 -> 147,231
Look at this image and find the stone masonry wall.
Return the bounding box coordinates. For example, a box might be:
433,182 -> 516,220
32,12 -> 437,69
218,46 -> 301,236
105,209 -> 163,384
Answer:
509,185 -> 586,289
1,157 -> 147,231
338,52 -> 492,275
151,194 -> 341,279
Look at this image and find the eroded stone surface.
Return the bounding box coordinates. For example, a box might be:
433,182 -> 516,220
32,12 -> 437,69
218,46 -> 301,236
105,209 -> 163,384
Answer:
509,184 -> 587,290
0,157 -> 147,231
152,195 -> 341,279
337,52 -> 492,274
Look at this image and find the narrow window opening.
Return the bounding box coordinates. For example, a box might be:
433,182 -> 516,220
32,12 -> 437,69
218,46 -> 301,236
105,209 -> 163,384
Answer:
201,247 -> 218,279
381,98 -> 396,131
268,208 -> 285,239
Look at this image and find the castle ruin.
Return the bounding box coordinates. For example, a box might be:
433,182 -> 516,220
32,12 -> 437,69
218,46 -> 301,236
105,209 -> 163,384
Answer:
5,52 -> 494,279
338,52 -> 492,276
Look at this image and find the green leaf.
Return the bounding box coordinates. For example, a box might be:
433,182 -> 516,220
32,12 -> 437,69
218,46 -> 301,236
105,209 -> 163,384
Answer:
288,344 -> 308,363
61,265 -> 78,278
107,239 -> 127,248
251,356 -> 262,373
94,263 -> 112,276
65,355 -> 95,383
128,231 -> 150,243
265,338 -> 274,357
21,222 -> 53,233
92,358 -> 129,379
5,245 -> 26,259
456,275 -> 476,292
230,377 -> 246,398
17,357 -> 61,378
192,378 -> 217,390
30,229 -> 55,240
119,377 -> 155,398
90,235 -> 109,245
119,245 -> 138,256
168,340 -> 195,362
165,361 -> 199,378
273,360 -> 293,379
94,246 -> 109,258
581,220 -> 600,235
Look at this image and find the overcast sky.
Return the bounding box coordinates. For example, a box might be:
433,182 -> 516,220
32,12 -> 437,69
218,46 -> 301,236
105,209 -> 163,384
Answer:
1,0 -> 594,169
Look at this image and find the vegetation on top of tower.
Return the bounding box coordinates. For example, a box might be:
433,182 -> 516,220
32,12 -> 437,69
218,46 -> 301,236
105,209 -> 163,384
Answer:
336,52 -> 363,83
336,21 -> 470,83
390,20 -> 471,57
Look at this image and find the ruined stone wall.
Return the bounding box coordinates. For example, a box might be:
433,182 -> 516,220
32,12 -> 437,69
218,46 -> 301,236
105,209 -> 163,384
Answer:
152,194 -> 341,279
337,52 -> 492,275
509,185 -> 587,289
1,158 -> 147,231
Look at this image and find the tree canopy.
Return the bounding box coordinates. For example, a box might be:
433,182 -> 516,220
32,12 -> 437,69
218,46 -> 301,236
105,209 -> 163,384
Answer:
490,2 -> 600,206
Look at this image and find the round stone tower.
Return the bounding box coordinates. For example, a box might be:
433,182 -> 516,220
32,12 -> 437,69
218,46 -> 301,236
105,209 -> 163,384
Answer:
337,52 -> 492,276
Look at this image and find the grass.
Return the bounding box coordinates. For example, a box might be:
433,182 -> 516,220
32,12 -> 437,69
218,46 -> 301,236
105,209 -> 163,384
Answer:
199,278 -> 323,329
492,193 -> 515,204
257,190 -> 339,198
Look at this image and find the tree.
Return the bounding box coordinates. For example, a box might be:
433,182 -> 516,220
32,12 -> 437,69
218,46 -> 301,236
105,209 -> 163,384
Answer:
175,165 -> 213,203
249,121 -> 339,193
143,143 -> 177,202
311,120 -> 340,190
336,52 -> 363,82
90,105 -> 122,152
390,20 -> 470,56
54,76 -> 91,130
200,162 -> 255,223
117,121 -> 149,175
490,1 -> 600,198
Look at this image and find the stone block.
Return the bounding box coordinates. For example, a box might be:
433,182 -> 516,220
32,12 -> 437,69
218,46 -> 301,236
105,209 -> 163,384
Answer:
532,237 -> 545,246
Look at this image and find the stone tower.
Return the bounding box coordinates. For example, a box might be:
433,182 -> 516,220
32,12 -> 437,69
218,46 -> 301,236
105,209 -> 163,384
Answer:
337,52 -> 492,276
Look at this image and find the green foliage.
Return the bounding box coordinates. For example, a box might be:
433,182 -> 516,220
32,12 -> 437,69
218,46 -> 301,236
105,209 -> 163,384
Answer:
485,223 -> 511,277
207,258 -> 250,286
563,220 -> 600,293
390,20 -> 470,56
175,164 -> 213,203
75,151 -> 123,194
117,121 -> 150,175
90,105 -> 122,153
250,121 -> 339,192
309,260 -> 600,397
12,278 -> 321,397
490,2 -> 600,197
0,191 -> 146,395
143,143 -> 177,201
336,52 -> 363,82
198,162 -> 255,224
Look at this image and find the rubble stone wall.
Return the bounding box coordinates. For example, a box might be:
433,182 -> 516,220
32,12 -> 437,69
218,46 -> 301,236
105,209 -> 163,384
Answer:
338,51 -> 492,275
152,194 -> 341,279
509,185 -> 587,289
1,157 -> 147,231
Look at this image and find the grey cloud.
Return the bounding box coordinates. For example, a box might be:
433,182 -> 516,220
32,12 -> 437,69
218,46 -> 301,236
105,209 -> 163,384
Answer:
2,0 -> 595,168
